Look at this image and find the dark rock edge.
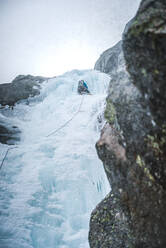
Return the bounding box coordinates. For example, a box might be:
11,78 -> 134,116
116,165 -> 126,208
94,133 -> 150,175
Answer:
89,0 -> 166,247
0,74 -> 49,145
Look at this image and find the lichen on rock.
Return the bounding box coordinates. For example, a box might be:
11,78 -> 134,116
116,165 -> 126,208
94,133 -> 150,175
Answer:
104,99 -> 116,125
89,0 -> 166,247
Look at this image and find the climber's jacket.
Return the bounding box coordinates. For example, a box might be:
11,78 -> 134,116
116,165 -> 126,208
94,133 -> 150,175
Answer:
77,80 -> 91,95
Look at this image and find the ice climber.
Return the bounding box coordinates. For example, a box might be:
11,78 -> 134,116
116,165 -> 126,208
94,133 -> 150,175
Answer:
77,80 -> 91,95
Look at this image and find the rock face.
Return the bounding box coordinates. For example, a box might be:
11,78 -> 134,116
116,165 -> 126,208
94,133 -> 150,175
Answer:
123,0 -> 166,125
89,1 -> 166,247
0,74 -> 48,145
94,41 -> 122,76
0,74 -> 47,107
0,120 -> 20,145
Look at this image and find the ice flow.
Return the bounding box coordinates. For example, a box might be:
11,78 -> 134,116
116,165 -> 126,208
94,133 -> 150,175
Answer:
0,70 -> 110,248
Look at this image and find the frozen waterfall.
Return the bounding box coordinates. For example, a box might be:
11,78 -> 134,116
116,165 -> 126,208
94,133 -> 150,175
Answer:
0,70 -> 110,248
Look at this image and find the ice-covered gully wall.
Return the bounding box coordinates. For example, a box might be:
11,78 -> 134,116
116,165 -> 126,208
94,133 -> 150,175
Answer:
89,0 -> 166,247
0,70 -> 111,248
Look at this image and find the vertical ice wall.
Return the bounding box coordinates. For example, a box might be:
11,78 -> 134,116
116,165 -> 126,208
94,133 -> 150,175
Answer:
0,70 -> 110,248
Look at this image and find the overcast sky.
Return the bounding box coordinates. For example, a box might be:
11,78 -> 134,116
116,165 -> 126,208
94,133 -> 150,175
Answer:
0,0 -> 141,83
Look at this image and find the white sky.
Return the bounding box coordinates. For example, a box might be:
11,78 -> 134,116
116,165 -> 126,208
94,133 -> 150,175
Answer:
0,0 -> 141,83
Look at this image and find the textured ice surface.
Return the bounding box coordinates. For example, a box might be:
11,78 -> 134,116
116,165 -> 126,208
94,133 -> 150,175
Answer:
0,70 -> 110,248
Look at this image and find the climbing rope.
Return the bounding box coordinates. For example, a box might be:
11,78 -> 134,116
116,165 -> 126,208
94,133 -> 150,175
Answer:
0,146 -> 17,171
46,95 -> 85,137
0,95 -> 85,170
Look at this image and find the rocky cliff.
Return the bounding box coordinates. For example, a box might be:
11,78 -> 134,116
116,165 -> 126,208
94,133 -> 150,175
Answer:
0,74 -> 48,107
94,41 -> 122,76
0,75 -> 48,144
89,0 -> 166,247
